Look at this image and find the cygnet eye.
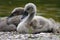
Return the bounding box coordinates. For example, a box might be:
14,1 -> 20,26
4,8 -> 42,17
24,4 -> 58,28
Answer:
27,7 -> 33,11
27,7 -> 30,10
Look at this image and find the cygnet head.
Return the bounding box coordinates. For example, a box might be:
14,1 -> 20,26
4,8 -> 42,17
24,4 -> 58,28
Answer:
24,3 -> 36,15
21,3 -> 36,19
11,7 -> 24,15
8,7 -> 24,18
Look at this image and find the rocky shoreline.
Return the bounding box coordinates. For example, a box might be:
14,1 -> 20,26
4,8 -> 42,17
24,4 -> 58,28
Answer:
0,32 -> 60,40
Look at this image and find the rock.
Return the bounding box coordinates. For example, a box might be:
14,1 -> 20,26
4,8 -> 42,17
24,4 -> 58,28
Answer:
0,32 -> 60,40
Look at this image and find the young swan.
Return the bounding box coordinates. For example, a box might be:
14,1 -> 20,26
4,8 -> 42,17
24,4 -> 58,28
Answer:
17,3 -> 36,33
7,7 -> 24,26
12,3 -> 59,33
0,17 -> 16,31
17,3 -> 58,34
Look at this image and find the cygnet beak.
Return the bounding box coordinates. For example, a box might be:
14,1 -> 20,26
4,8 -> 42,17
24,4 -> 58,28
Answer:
21,11 -> 28,19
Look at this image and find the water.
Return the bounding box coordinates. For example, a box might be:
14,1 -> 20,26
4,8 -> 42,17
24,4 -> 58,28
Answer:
0,0 -> 60,22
